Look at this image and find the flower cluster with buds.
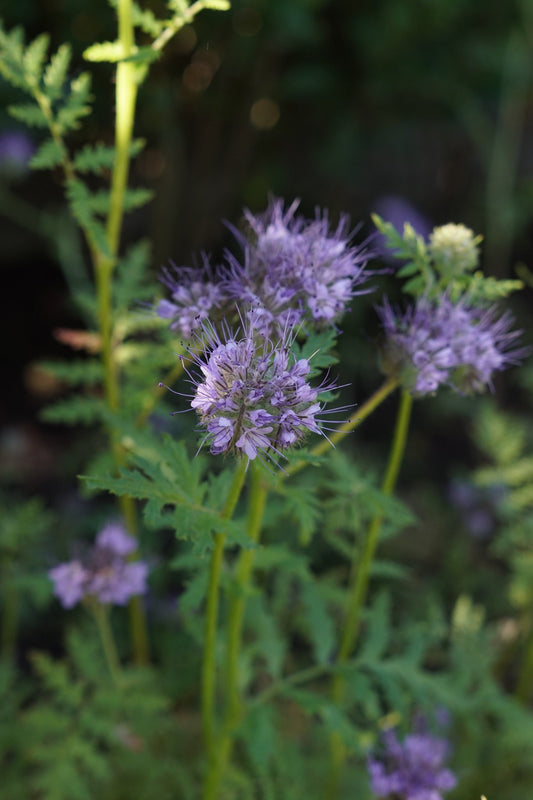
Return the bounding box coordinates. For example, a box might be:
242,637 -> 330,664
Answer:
49,523 -> 148,608
367,726 -> 457,800
378,295 -> 522,396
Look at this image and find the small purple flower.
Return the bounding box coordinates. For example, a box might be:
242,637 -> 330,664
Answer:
156,255 -> 230,340
368,727 -> 457,800
378,295 -> 523,396
0,130 -> 34,176
178,317 -> 338,465
49,560 -> 88,609
49,523 -> 148,609
96,523 -> 137,557
226,198 -> 372,335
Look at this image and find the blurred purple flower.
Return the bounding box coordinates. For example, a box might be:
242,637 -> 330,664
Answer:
49,522 -> 148,608
378,295 -> 523,396
368,726 -> 457,800
0,130 -> 34,176
156,255 -> 230,340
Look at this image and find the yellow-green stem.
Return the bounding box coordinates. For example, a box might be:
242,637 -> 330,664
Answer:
91,602 -> 123,685
326,389 -> 413,800
202,458 -> 249,755
284,377 -> 399,480
202,464 -> 267,800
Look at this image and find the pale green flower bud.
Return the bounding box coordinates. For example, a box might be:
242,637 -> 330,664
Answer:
429,223 -> 481,276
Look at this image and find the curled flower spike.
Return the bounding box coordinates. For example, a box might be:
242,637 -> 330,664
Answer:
173,316 -> 340,466
155,255 -> 230,340
378,295 -> 524,397
367,726 -> 457,800
49,523 -> 148,609
225,197 -> 373,336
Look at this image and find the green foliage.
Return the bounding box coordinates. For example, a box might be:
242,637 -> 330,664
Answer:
82,436 -> 249,551
40,395 -> 107,426
0,23 -> 92,136
373,213 -> 523,302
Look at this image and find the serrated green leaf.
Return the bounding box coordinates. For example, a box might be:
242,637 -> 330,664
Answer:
72,138 -> 144,173
56,72 -> 92,132
43,43 -> 72,98
131,3 -> 165,35
29,138 -> 66,170
299,580 -> 335,664
38,359 -> 103,386
7,102 -> 48,128
40,395 -> 106,425
65,179 -> 111,257
22,33 -> 49,85
83,41 -> 124,63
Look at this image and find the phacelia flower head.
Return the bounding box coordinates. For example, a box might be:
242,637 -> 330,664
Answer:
429,223 -> 480,277
377,298 -> 456,396
367,726 -> 457,800
226,197 -> 373,335
49,523 -> 148,609
156,255 -> 230,340
378,294 -> 523,397
178,315 -> 337,465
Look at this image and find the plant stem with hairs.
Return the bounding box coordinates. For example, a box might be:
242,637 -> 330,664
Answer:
326,389 -> 413,800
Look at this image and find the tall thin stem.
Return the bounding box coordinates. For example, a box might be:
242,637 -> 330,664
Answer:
91,602 -> 123,685
202,464 -> 268,800
202,457 -> 249,755
326,389 -> 413,800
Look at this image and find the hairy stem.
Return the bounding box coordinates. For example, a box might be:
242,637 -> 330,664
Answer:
202,458 -> 249,757
326,389 -> 413,800
202,464 -> 268,800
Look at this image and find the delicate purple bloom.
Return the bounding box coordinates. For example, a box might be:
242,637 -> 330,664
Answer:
0,130 -> 34,176
180,317 -> 338,465
377,298 -> 456,396
156,255 -> 230,340
368,727 -> 457,800
49,523 -> 148,609
96,523 -> 137,557
378,295 -> 523,396
226,198 -> 372,335
49,560 -> 88,609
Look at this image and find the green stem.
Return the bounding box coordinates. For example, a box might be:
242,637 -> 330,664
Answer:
326,389 -> 413,800
202,464 -> 268,800
202,458 -> 249,755
226,463 -> 267,719
515,618 -> 533,703
91,602 -> 123,684
1,566 -> 19,663
284,377 -> 399,480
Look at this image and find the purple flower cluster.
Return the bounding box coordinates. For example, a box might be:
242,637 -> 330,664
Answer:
229,198 -> 372,335
368,727 -> 457,800
156,198 -> 372,340
180,319 -> 335,463
378,295 -> 522,396
49,523 -> 148,608
155,256 -> 229,340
